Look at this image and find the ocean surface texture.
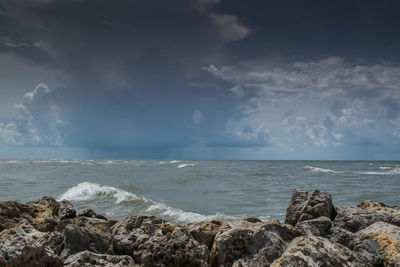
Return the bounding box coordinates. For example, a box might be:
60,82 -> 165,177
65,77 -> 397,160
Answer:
0,160 -> 399,224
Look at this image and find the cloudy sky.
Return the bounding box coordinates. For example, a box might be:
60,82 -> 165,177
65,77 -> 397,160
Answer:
0,0 -> 400,159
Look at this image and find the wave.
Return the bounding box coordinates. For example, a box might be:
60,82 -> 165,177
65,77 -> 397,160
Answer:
177,163 -> 195,168
58,182 -> 228,224
303,166 -> 339,173
304,165 -> 400,175
58,182 -> 143,203
169,160 -> 181,163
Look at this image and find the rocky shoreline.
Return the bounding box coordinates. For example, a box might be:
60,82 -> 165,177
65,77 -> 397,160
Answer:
1,189 -> 399,266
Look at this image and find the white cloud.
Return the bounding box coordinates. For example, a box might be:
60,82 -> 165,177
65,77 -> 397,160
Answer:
0,83 -> 64,146
205,57 -> 400,150
24,83 -> 50,101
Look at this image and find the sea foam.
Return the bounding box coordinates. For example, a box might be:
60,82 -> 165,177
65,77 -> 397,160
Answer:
58,182 -> 228,224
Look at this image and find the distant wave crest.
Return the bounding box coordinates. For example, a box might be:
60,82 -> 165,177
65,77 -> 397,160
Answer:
304,165 -> 400,175
303,166 -> 339,173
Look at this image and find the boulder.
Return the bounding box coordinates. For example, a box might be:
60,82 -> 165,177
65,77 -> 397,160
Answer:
295,216 -> 332,237
64,250 -> 136,267
62,223 -> 111,255
188,220 -> 225,250
210,224 -> 286,266
58,216 -> 117,235
59,200 -> 76,220
256,219 -> 301,242
271,235 -> 370,267
334,200 -> 400,232
79,209 -> 108,220
28,196 -> 62,231
0,200 -> 34,231
285,189 -> 336,226
357,221 -> 400,266
109,215 -> 210,267
0,223 -> 62,267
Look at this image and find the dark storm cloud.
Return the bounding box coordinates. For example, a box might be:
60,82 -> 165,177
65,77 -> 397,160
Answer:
0,0 -> 257,157
1,0 -> 400,159
215,0 -> 400,62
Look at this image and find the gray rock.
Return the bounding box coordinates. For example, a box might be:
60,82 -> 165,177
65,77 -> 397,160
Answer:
256,219 -> 301,242
109,215 -> 210,267
295,216 -> 332,237
334,200 -> 400,233
64,250 -> 137,267
210,224 -> 286,267
62,223 -> 111,255
328,225 -> 382,266
59,200 -> 77,220
79,209 -> 108,220
285,189 -> 336,226
271,235 -> 370,267
0,223 -> 62,267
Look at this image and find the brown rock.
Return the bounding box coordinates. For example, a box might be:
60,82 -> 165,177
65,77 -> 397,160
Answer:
59,199 -> 76,220
109,215 -> 210,267
271,235 -> 370,267
64,250 -> 137,267
210,224 -> 286,266
285,189 -> 336,226
357,221 -> 400,266
78,209 -> 108,220
188,220 -> 225,250
0,223 -> 62,267
62,223 -> 111,255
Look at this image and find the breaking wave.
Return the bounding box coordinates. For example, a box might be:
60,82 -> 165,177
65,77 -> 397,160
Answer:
58,182 -> 229,224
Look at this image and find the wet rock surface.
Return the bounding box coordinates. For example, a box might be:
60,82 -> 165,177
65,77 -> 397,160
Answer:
0,188 -> 398,266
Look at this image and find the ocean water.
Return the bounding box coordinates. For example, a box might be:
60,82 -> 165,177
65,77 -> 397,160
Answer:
0,159 -> 399,225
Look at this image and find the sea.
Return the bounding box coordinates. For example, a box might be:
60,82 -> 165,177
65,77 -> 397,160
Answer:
0,159 -> 399,225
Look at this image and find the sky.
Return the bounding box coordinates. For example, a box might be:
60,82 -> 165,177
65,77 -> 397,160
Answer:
0,0 -> 400,160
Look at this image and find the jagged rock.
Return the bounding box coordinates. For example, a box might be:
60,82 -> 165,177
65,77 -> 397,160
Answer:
244,217 -> 262,223
210,224 -> 287,267
188,220 -> 225,250
295,216 -> 332,237
59,200 -> 76,220
58,216 -> 116,234
0,200 -> 34,231
256,219 -> 301,242
0,223 -> 62,267
271,235 -> 370,267
62,223 -> 111,255
109,215 -> 210,267
327,225 -> 382,266
357,221 -> 400,266
334,200 -> 400,232
79,209 -> 108,220
28,196 -> 61,231
64,250 -> 136,267
39,231 -> 66,256
285,189 -> 336,226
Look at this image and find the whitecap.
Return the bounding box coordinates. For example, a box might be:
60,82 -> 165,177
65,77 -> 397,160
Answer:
59,182 -> 230,224
303,166 -> 339,173
58,182 -> 143,203
169,160 -> 181,163
177,163 -> 195,168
